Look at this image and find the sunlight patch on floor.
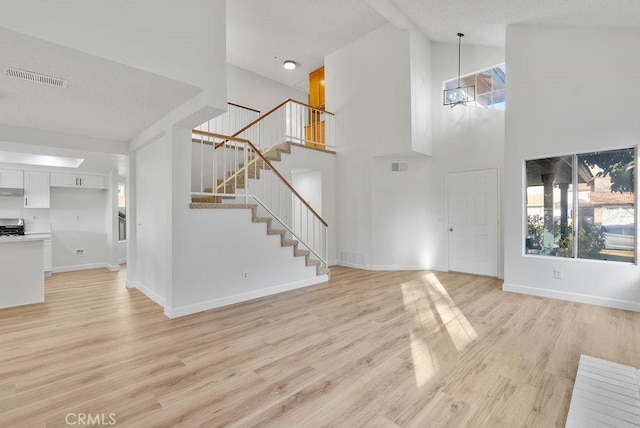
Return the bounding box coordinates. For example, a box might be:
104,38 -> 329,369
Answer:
401,273 -> 479,387
409,329 -> 439,388
401,277 -> 440,388
427,273 -> 478,351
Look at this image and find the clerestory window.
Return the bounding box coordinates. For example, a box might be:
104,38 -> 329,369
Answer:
444,64 -> 505,110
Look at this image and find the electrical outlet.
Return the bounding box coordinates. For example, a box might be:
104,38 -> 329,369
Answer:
75,249 -> 85,257
32,215 -> 37,220
242,271 -> 248,280
553,268 -> 563,279
75,215 -> 81,221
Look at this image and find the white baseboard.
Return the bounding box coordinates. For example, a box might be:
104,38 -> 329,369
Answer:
106,264 -> 120,272
337,261 -> 368,270
118,258 -> 127,265
368,264 -> 441,271
503,283 -> 640,312
164,275 -> 329,319
52,263 -> 115,273
337,261 -> 448,272
127,280 -> 167,307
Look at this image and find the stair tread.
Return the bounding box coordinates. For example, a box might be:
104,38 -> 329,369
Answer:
252,217 -> 272,223
190,203 -> 258,209
267,229 -> 286,235
294,249 -> 310,257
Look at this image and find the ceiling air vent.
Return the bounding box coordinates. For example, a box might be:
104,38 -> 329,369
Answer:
391,162 -> 409,172
1,66 -> 68,88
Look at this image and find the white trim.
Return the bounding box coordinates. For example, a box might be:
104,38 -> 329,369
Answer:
503,283 -> 640,312
369,264 -> 447,272
118,258 -> 127,265
337,261 -> 368,270
127,280 -> 167,307
52,263 -> 116,273
337,262 -> 448,272
164,275 -> 329,319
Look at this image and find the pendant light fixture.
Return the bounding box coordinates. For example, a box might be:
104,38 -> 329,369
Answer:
443,33 -> 475,107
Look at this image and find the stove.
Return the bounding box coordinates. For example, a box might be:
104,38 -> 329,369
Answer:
0,218 -> 25,236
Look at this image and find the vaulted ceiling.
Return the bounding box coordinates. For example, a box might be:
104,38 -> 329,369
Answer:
227,0 -> 640,88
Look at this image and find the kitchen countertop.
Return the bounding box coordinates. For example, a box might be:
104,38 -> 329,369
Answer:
0,234 -> 51,243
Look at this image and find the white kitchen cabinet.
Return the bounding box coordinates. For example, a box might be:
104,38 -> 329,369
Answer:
49,173 -> 77,188
24,171 -> 50,208
0,169 -> 23,188
77,174 -> 106,189
43,239 -> 52,276
50,172 -> 106,189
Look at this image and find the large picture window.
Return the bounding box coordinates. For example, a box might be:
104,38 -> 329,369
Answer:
525,148 -> 636,263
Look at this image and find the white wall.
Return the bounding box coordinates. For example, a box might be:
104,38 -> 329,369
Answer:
325,24 -> 410,269
325,24 -> 439,270
134,135 -> 171,306
279,146 -> 337,265
504,25 -> 640,310
409,30 -> 432,155
227,64 -> 307,113
428,41 -> 505,273
326,24 -> 412,157
50,187 -> 108,271
370,156 -> 431,269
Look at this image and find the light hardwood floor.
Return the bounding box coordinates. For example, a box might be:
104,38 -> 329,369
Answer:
1,267 -> 639,427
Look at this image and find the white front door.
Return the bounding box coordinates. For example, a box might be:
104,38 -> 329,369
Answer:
447,169 -> 499,277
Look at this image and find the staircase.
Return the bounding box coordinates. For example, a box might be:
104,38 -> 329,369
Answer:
189,202 -> 329,276
190,137 -> 328,277
191,142 -> 291,204
190,100 -> 334,279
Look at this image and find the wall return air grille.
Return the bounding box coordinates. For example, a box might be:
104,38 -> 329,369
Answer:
391,162 -> 409,172
2,66 -> 68,88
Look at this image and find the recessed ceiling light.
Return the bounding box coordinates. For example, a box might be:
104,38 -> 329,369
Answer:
283,60 -> 297,70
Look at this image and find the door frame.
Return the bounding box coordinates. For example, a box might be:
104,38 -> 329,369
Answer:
446,167 -> 501,278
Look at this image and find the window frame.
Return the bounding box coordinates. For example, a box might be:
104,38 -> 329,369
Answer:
443,63 -> 506,110
523,145 -> 637,265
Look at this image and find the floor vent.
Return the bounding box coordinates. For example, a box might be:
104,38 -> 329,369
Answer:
566,354 -> 640,427
2,66 -> 68,88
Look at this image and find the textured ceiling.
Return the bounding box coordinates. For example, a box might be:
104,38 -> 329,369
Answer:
0,27 -> 201,142
227,0 -> 640,87
388,0 -> 640,46
226,0 -> 388,90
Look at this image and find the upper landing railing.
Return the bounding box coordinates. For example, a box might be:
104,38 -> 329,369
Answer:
194,99 -> 335,152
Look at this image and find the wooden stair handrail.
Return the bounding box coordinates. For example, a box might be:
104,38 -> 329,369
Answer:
192,129 -> 250,143
201,98 -> 335,150
228,102 -> 260,114
191,130 -> 328,227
